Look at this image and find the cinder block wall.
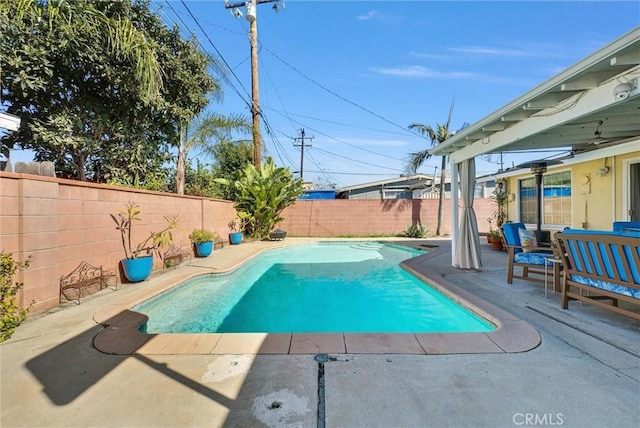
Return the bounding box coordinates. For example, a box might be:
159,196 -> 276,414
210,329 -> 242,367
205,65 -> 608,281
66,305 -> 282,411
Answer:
1,172 -> 235,313
280,198 -> 496,237
1,171 -> 496,313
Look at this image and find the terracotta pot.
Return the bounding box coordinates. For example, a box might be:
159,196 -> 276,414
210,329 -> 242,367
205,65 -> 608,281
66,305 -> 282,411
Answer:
490,237 -> 503,250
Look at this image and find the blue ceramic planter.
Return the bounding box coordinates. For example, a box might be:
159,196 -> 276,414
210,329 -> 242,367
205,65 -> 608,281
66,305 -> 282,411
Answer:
195,241 -> 213,257
121,255 -> 153,282
229,232 -> 243,245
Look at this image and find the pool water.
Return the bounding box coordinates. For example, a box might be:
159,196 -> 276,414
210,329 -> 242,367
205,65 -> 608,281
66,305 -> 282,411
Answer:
134,242 -> 494,333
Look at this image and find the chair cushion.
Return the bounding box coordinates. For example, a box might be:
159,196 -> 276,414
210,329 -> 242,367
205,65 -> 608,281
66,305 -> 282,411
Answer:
518,228 -> 538,253
571,274 -> 640,299
502,223 -> 526,253
514,252 -> 554,266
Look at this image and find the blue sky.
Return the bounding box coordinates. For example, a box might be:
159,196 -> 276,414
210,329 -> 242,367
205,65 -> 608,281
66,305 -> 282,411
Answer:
9,1 -> 640,187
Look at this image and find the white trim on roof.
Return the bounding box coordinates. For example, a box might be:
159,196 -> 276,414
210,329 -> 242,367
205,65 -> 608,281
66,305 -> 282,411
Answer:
430,26 -> 640,162
495,139 -> 640,179
337,174 -> 432,192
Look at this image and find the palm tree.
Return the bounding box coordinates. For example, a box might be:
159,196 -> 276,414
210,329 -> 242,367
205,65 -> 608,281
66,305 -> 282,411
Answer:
407,101 -> 455,236
175,112 -> 251,194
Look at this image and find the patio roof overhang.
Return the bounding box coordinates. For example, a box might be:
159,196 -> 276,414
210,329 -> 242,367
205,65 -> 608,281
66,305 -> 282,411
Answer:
430,27 -> 640,165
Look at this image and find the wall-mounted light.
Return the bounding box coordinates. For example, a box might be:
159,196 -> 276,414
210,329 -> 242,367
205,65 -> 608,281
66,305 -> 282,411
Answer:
596,158 -> 610,177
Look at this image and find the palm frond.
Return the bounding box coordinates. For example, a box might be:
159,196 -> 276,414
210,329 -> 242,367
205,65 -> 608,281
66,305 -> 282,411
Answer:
408,123 -> 437,145
445,98 -> 456,130
184,112 -> 251,159
105,18 -> 163,103
407,149 -> 431,173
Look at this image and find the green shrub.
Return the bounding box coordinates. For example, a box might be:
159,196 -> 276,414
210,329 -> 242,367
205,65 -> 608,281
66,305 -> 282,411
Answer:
1,252 -> 31,342
189,229 -> 216,244
401,222 -> 428,238
216,158 -> 304,239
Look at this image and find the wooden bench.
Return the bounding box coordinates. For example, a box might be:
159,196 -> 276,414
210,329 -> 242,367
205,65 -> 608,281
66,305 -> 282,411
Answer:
554,230 -> 640,320
60,261 -> 117,304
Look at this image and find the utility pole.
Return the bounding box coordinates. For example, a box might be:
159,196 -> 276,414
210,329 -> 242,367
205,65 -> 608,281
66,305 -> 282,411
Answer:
293,128 -> 313,180
224,0 -> 283,168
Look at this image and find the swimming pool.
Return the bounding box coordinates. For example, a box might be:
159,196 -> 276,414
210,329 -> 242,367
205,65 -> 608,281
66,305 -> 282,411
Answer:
134,242 -> 494,334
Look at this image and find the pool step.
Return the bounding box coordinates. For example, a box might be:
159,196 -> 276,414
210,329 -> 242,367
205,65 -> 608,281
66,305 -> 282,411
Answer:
349,243 -> 385,251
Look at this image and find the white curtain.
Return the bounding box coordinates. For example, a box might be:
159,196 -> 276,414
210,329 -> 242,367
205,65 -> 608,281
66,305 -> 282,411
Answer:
455,159 -> 482,269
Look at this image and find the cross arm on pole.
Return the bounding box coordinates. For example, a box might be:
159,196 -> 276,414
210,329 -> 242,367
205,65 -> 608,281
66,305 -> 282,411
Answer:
224,0 -> 279,9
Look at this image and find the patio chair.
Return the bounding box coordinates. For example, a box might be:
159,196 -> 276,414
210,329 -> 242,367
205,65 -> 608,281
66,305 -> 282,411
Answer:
501,223 -> 560,292
612,221 -> 640,232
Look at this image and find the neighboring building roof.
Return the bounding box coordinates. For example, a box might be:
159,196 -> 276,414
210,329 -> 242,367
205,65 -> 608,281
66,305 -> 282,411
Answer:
337,174 -> 433,192
430,26 -> 640,163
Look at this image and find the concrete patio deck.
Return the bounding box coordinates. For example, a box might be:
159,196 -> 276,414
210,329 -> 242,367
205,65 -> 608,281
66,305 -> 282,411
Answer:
1,238 -> 638,427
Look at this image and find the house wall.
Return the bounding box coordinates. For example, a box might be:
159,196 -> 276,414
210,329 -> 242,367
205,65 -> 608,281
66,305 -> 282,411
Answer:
501,149 -> 640,231
572,160 -> 614,230
0,171 -> 496,314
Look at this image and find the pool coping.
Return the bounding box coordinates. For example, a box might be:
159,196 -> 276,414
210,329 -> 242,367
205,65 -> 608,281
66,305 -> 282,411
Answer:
92,239 -> 541,355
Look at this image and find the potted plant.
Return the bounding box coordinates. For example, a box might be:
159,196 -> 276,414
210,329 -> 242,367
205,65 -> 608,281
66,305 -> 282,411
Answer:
111,202 -> 178,282
189,229 -> 216,257
491,187 -> 508,228
228,219 -> 243,245
486,218 -> 495,243
488,229 -> 503,250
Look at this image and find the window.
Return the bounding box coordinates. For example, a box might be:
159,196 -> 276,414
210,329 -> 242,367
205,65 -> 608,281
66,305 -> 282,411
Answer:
474,183 -> 484,198
519,171 -> 571,227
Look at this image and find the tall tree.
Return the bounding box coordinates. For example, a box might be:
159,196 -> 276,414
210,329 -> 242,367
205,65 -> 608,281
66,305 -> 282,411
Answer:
209,139 -> 253,200
407,101 -> 455,236
176,112 -> 251,195
0,0 -> 163,180
0,0 -> 215,184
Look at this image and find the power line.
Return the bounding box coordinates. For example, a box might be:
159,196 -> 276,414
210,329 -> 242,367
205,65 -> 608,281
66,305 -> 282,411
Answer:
177,0 -> 252,108
223,0 -> 284,168
303,170 -> 402,177
306,151 -> 343,186
169,4 -> 424,174
264,107 -> 415,137
267,109 -> 406,163
160,1 -> 250,108
161,2 -> 421,181
312,146 -> 405,173
259,43 -> 424,138
262,115 -> 298,168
